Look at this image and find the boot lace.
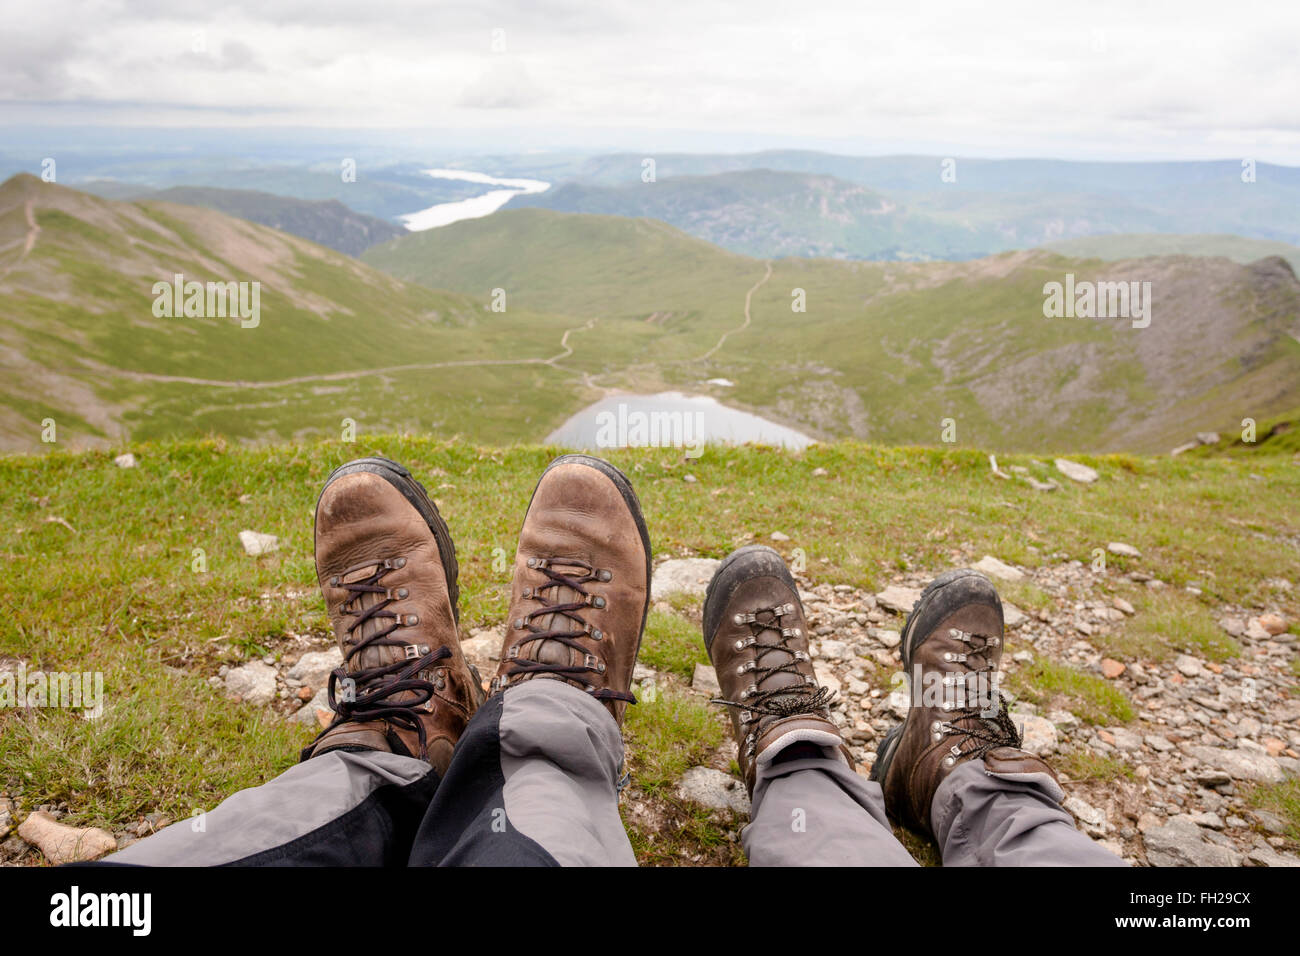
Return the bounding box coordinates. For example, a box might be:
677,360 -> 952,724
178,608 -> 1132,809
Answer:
931,626 -> 1021,767
311,557 -> 449,760
498,557 -> 634,704
711,603 -> 836,736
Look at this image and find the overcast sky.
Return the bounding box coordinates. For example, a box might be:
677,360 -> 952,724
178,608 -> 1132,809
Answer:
2,0 -> 1298,161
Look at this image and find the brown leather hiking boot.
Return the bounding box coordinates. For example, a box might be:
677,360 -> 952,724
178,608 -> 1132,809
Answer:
703,545 -> 852,794
870,569 -> 1062,838
491,455 -> 651,726
302,457 -> 485,774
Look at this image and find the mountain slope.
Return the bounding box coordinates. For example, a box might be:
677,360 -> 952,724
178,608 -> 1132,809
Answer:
140,186 -> 405,255
0,174 -> 582,451
1044,233 -> 1300,275
365,207 -> 1300,453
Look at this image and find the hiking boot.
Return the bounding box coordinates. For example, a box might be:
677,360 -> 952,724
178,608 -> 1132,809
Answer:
869,569 -> 1061,838
703,545 -> 851,794
303,457 -> 485,774
491,455 -> 651,726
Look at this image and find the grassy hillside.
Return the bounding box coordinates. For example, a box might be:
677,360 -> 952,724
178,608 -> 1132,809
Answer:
1,436 -> 1295,864
1045,234 -> 1300,275
0,175 -> 586,452
365,208 -> 1300,453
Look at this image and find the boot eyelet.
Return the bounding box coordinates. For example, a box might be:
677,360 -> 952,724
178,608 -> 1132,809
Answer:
527,557 -> 539,568
405,615 -> 419,626
597,569 -> 613,582
943,756 -> 956,768
397,587 -> 409,599
590,628 -> 603,641
591,596 -> 606,609
393,557 -> 406,569
514,618 -> 526,629
522,587 -> 532,598
329,576 -> 340,587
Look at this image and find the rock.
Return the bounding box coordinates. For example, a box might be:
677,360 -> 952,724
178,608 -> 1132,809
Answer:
1246,846 -> 1300,868
1113,597 -> 1136,616
1025,477 -> 1059,492
633,662 -> 656,682
288,686 -> 331,726
1219,616 -> 1245,637
1107,727 -> 1143,751
1143,816 -> 1241,867
17,810 -> 117,864
875,586 -> 921,615
1257,613 -> 1287,636
651,558 -> 721,599
1188,811 -> 1225,830
286,648 -> 343,690
1100,658 -> 1126,679
459,629 -> 502,668
113,452 -> 136,468
1244,619 -> 1271,640
1011,713 -> 1058,755
1107,542 -> 1141,558
677,767 -> 751,814
868,628 -> 901,648
814,664 -> 842,698
817,639 -> 852,660
1054,458 -> 1098,483
1174,654 -> 1203,678
238,530 -> 280,556
769,531 -> 790,542
0,797 -> 12,838
1249,810 -> 1288,835
1063,796 -> 1108,837
811,467 -> 828,477
682,473 -> 697,483
1185,745 -> 1284,783
973,556 -> 1024,582
691,663 -> 721,696
1002,603 -> 1027,628
223,661 -> 278,706
1144,734 -> 1175,752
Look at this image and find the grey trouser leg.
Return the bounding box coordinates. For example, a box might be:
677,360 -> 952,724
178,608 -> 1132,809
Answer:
495,680 -> 636,866
744,750 -> 918,866
107,750 -> 436,866
932,761 -> 1127,866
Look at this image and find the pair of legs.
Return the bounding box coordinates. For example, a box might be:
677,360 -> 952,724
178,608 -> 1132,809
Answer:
110,455 -> 1122,866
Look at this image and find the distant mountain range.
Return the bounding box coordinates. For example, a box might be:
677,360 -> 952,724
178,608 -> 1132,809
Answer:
508,153 -> 1300,261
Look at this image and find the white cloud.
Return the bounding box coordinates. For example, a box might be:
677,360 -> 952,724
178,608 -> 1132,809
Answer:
0,0 -> 1297,161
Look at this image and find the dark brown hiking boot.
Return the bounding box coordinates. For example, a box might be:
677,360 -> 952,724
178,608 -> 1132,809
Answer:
491,455 -> 651,726
869,569 -> 1061,838
703,545 -> 852,794
302,457 -> 485,774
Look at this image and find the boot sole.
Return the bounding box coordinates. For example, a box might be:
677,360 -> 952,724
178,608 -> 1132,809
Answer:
701,544 -> 798,655
526,454 -> 653,674
315,456 -> 460,624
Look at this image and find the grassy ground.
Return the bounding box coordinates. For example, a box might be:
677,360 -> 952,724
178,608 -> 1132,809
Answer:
1,437 -> 1297,862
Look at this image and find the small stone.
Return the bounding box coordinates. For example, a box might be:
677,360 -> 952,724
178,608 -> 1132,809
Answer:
1246,846 -> 1300,868
1248,810 -> 1288,835
682,473 -> 697,483
296,686 -> 313,702
1113,597 -> 1136,616
1107,542 -> 1142,558
817,639 -> 851,660
17,810 -> 117,864
1002,603 -> 1027,628
288,686 -> 331,725
1185,745 -> 1284,783
875,586 -> 921,615
223,661 -> 278,706
1054,458 -> 1098,483
1219,616 -> 1245,637
1144,734 -> 1175,752
1063,796 -> 1108,837
651,558 -> 722,599
677,767 -> 751,814
286,648 -> 344,690
1244,619 -> 1271,640
1188,811 -> 1225,830
1107,727 -> 1143,751
811,467 -> 828,477
691,663 -> 721,696
973,555 -> 1024,581
1257,613 -> 1287,636
814,664 -> 842,698
633,662 -> 656,682
1174,654 -> 1203,678
238,530 -> 280,556
1012,713 -> 1058,755
113,452 -> 136,468
1100,658 -> 1126,679
1143,816 -> 1241,867
770,531 -> 790,542
868,628 -> 901,649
